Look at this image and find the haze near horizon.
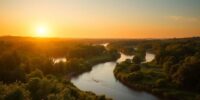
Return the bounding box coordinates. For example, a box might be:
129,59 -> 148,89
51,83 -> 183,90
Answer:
0,0 -> 200,38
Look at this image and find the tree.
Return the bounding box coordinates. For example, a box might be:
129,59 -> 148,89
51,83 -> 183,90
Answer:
173,56 -> 200,91
130,64 -> 140,72
0,51 -> 25,83
132,55 -> 142,64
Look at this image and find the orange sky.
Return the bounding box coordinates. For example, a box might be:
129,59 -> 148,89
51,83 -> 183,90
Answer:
0,0 -> 200,38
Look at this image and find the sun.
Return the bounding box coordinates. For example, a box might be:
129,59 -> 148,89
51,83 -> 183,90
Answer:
36,26 -> 48,37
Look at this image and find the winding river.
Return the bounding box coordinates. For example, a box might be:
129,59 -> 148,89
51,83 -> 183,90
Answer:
71,51 -> 158,100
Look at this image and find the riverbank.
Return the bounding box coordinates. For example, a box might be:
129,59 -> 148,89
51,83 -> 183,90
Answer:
67,51 -> 120,79
114,61 -> 200,100
71,52 -> 158,100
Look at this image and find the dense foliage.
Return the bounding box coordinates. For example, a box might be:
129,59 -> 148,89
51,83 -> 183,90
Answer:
113,37 -> 200,100
1,36 -> 200,100
0,37 -> 119,82
0,36 -> 119,100
0,70 -> 111,100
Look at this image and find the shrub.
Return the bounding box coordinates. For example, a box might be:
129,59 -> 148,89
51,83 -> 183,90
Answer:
27,69 -> 44,79
127,72 -> 143,81
156,79 -> 167,87
132,55 -> 142,64
0,83 -> 30,100
130,64 -> 140,72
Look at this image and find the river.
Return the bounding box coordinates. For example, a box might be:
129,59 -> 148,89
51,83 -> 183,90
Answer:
71,51 -> 158,100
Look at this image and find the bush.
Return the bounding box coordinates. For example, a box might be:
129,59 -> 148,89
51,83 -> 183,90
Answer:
132,56 -> 142,64
130,64 -> 140,72
127,72 -> 143,81
0,83 -> 30,100
27,69 -> 44,79
156,79 -> 167,87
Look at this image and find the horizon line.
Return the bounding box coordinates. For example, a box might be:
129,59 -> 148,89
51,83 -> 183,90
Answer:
0,35 -> 200,40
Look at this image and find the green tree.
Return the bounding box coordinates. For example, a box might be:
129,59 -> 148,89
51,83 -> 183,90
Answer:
132,56 -> 142,64
0,51 -> 25,82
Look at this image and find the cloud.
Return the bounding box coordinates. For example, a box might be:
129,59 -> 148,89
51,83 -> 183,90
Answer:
167,16 -> 199,23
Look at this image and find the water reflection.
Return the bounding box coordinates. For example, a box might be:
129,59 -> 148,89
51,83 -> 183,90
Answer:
117,53 -> 133,63
101,43 -> 109,47
53,57 -> 67,63
71,53 -> 158,100
145,52 -> 155,62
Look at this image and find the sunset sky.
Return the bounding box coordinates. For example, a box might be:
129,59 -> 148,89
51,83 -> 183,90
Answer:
0,0 -> 200,38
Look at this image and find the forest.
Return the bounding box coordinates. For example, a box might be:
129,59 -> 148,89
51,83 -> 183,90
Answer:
0,36 -> 119,100
112,37 -> 200,100
0,36 -> 200,100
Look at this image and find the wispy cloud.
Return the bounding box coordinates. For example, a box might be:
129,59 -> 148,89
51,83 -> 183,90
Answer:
167,16 -> 199,23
